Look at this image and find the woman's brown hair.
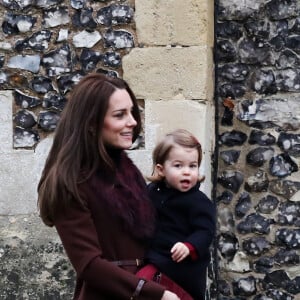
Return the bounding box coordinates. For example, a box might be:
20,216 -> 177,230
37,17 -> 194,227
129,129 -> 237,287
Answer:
148,129 -> 205,182
38,73 -> 142,226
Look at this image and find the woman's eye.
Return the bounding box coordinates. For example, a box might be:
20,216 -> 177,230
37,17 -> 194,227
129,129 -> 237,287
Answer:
114,112 -> 125,119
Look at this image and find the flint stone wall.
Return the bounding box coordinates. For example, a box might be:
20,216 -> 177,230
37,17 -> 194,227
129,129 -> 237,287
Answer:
0,0 -> 214,299
216,0 -> 300,299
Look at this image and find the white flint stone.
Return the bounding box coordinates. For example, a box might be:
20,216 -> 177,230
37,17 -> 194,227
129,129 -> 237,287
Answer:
114,36 -> 128,48
222,243 -> 235,253
286,265 -> 300,279
22,100 -> 29,108
0,71 -> 7,83
238,278 -> 255,292
42,57 -> 54,64
17,20 -> 33,32
14,132 -> 37,148
290,190 -> 300,202
218,207 -> 235,233
36,0 -> 57,8
73,30 -> 101,48
8,55 -> 41,73
44,10 -> 70,27
0,42 -> 12,50
262,149 -> 274,160
48,67 -> 71,76
288,139 -> 297,147
227,251 -> 250,272
239,98 -> 300,129
57,29 -> 68,42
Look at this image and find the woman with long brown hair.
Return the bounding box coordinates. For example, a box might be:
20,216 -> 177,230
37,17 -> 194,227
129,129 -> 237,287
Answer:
38,73 -> 180,300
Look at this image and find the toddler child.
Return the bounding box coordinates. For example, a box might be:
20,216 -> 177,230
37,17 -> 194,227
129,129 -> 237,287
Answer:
137,129 -> 216,300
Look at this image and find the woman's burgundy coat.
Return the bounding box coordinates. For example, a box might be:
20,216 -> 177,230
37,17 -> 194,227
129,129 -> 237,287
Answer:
54,152 -> 165,300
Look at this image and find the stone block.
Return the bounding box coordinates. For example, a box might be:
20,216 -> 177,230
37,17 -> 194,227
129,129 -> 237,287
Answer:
0,91 -> 52,214
123,46 -> 214,100
0,91 -> 13,153
127,149 -> 153,180
135,0 -> 214,46
0,151 -> 38,214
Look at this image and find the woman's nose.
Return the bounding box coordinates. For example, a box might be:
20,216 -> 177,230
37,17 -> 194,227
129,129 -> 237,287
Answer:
127,113 -> 137,126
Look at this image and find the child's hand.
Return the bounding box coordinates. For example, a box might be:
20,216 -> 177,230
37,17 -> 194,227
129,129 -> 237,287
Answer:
170,242 -> 190,262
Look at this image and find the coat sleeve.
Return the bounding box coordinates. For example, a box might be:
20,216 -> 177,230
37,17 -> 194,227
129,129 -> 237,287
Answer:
185,193 -> 216,259
54,200 -> 165,300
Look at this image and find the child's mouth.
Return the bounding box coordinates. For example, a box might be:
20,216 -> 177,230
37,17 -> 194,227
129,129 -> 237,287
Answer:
180,180 -> 190,188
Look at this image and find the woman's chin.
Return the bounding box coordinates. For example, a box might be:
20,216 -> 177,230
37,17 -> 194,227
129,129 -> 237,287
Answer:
118,142 -> 133,150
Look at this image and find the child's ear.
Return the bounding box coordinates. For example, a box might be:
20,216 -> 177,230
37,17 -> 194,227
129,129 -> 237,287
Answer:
155,164 -> 164,178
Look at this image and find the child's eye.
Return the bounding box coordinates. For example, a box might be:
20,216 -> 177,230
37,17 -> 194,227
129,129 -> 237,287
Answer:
190,164 -> 198,168
174,163 -> 181,168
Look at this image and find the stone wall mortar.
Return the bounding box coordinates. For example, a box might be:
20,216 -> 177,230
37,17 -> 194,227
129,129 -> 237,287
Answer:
216,0 -> 300,299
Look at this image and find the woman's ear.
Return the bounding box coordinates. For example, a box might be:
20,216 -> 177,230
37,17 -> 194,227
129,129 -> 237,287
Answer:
155,164 -> 164,178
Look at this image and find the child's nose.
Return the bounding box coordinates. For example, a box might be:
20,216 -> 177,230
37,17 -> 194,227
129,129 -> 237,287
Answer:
182,166 -> 190,174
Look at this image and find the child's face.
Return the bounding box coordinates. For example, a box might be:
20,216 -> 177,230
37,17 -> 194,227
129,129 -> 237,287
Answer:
156,145 -> 199,192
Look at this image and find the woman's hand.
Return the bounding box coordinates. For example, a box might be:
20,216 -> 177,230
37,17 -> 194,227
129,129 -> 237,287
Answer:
161,290 -> 180,300
171,242 -> 190,262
